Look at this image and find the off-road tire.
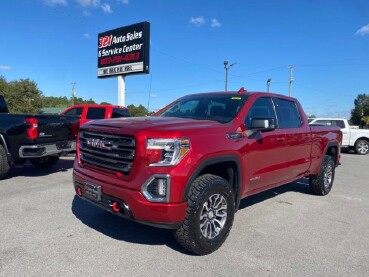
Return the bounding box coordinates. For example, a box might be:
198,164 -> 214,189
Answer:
174,174 -> 235,255
0,144 -> 11,179
29,155 -> 60,168
355,139 -> 369,155
309,155 -> 335,196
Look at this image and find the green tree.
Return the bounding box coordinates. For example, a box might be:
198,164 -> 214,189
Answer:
350,94 -> 369,126
42,96 -> 71,107
74,97 -> 96,105
127,104 -> 150,117
2,78 -> 43,114
0,76 -> 8,95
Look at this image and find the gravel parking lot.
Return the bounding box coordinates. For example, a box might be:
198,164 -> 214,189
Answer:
1,153 -> 368,277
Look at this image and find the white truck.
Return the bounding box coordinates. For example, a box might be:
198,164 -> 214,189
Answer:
309,118 -> 369,155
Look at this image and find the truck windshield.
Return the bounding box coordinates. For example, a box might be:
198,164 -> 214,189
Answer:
157,94 -> 248,123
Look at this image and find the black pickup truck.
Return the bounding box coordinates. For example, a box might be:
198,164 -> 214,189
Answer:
0,95 -> 79,179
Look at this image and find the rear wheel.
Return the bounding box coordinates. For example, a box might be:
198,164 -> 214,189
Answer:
355,140 -> 369,155
174,174 -> 235,255
29,155 -> 60,168
0,144 -> 11,179
309,155 -> 335,196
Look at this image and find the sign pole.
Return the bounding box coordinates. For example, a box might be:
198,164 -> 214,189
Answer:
118,75 -> 126,106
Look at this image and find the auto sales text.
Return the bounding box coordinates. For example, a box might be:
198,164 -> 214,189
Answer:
98,43 -> 143,57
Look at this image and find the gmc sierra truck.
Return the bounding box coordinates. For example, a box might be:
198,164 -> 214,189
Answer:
0,95 -> 79,179
73,90 -> 342,255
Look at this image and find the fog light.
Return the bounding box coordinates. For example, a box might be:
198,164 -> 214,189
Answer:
157,179 -> 167,196
141,175 -> 171,203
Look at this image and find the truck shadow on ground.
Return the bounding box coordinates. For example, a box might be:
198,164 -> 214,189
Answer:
71,195 -> 192,254
238,178 -> 311,210
71,178 -> 311,255
6,157 -> 75,179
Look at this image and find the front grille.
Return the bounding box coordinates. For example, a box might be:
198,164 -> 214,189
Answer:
79,131 -> 135,175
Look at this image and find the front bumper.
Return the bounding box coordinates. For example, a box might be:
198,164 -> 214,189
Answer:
73,171 -> 187,229
19,140 -> 76,158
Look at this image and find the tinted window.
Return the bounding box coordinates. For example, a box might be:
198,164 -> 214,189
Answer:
245,97 -> 276,128
86,108 -> 106,119
313,120 -> 331,126
333,120 -> 345,129
274,98 -> 301,128
64,107 -> 83,116
157,94 -> 248,123
112,108 -> 131,118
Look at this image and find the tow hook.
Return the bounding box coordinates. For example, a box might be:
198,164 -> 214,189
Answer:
76,187 -> 82,197
110,201 -> 121,213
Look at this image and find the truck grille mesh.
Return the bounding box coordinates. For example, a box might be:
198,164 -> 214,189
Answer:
79,131 -> 135,175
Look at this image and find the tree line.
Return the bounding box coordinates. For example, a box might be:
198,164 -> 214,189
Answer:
0,76 -> 150,116
1,76 -> 368,123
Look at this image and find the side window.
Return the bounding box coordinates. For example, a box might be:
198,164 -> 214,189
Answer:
112,108 -> 131,118
86,108 -> 106,119
274,98 -> 301,128
313,120 -> 331,126
64,107 -> 83,116
245,97 -> 276,128
333,120 -> 345,129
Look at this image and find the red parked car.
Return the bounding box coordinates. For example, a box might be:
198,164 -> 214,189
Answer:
61,104 -> 130,125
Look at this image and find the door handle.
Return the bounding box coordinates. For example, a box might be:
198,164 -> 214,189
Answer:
276,137 -> 285,143
302,136 -> 310,142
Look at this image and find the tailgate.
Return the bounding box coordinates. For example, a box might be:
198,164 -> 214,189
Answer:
35,115 -> 79,143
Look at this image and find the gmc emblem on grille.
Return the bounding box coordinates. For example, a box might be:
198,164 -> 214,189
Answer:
86,138 -> 112,150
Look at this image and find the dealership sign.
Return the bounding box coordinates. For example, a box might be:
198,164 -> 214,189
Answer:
97,22 -> 150,78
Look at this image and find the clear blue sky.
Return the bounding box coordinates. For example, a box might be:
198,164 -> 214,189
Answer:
1,0 -> 369,117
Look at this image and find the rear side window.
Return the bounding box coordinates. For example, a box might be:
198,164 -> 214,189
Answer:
86,108 -> 106,119
313,120 -> 331,126
333,120 -> 345,129
112,108 -> 131,118
274,98 -> 301,128
64,107 -> 83,116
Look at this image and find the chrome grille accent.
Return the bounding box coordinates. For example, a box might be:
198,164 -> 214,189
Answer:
79,131 -> 135,174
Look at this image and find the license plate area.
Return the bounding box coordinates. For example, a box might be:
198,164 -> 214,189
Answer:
83,181 -> 101,201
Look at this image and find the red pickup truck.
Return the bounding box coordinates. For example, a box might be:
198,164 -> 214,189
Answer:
73,90 -> 342,255
62,104 -> 130,125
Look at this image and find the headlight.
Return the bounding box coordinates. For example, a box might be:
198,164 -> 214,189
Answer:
146,138 -> 190,166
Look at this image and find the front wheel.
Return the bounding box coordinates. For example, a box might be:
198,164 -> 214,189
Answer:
174,174 -> 235,255
355,140 -> 369,155
29,155 -> 60,168
309,155 -> 335,196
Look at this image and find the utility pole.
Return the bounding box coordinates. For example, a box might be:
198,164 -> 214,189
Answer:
288,66 -> 294,97
224,61 -> 236,92
267,78 -> 272,93
71,82 -> 77,105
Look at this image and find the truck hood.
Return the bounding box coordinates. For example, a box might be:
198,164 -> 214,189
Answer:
82,116 -> 228,136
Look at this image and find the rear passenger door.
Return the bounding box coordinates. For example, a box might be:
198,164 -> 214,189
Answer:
273,98 -> 311,180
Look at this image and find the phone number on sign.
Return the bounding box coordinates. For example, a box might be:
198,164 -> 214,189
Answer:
100,52 -> 140,65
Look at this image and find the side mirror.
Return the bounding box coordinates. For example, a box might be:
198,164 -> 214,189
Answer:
251,118 -> 276,132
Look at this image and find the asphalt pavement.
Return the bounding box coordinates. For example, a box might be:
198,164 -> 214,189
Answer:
0,153 -> 368,277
